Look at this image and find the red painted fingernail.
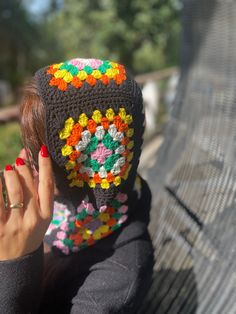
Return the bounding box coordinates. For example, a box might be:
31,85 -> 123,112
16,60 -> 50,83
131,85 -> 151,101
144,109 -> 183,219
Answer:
15,157 -> 25,166
5,165 -> 13,171
40,145 -> 49,157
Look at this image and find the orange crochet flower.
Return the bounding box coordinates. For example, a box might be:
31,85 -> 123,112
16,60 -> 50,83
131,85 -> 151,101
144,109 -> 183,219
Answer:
47,67 -> 57,75
100,75 -> 110,85
58,78 -> 67,91
69,151 -> 81,161
71,77 -> 83,88
49,77 -> 60,86
121,137 -> 129,146
106,207 -> 115,214
86,75 -> 96,86
120,162 -> 129,176
118,122 -> 128,132
87,237 -> 95,246
87,119 -> 97,133
114,74 -> 124,85
107,218 -> 117,227
94,173 -> 102,184
72,123 -> 83,134
101,117 -> 110,130
67,134 -> 80,146
121,150 -> 129,157
107,172 -> 115,182
113,115 -> 122,129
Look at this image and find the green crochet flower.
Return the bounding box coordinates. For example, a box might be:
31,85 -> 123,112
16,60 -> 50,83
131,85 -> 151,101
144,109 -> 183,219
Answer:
102,133 -> 120,150
85,136 -> 98,154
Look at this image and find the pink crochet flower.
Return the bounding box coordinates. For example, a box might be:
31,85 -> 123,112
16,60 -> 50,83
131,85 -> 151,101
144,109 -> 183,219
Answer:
91,143 -> 112,164
118,215 -> 128,224
118,205 -> 128,213
116,192 -> 128,203
56,231 -> 67,240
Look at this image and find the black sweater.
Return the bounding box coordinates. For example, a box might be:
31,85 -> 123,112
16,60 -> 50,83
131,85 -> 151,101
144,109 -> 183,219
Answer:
0,179 -> 154,314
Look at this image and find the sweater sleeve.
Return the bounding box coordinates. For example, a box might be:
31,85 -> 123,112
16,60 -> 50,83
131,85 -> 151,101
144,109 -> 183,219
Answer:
0,243 -> 44,314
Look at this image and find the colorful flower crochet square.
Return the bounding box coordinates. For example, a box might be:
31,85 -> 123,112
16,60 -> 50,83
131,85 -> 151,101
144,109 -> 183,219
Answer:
59,108 -> 134,189
47,58 -> 127,91
46,192 -> 129,255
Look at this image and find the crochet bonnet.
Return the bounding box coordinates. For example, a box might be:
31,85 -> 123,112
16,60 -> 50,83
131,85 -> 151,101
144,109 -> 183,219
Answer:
34,57 -> 145,255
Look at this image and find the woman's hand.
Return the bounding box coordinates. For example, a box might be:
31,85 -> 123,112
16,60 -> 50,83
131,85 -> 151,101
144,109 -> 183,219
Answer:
0,145 -> 54,261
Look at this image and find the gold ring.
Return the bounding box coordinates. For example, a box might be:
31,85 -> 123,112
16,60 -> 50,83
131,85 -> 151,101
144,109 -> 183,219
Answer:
9,202 -> 24,209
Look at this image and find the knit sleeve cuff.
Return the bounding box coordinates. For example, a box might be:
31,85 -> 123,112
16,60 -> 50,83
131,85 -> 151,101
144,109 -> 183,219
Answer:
0,243 -> 44,314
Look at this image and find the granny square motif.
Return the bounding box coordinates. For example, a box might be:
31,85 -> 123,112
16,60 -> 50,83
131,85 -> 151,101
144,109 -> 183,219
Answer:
59,107 -> 134,189
47,58 -> 127,91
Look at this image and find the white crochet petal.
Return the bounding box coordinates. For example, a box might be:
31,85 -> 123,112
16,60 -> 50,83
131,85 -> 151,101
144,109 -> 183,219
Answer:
77,153 -> 88,162
116,157 -> 126,167
115,145 -> 125,154
81,130 -> 91,144
95,126 -> 105,140
108,124 -> 117,138
75,141 -> 87,151
114,132 -> 124,142
111,164 -> 120,175
98,166 -> 107,178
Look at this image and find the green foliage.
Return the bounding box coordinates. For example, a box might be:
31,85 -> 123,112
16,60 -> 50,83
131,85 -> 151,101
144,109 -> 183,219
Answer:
52,0 -> 181,73
0,0 -> 181,86
0,122 -> 22,169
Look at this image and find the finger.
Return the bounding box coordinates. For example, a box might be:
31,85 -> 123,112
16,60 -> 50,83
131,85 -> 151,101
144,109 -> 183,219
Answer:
0,177 -> 6,221
14,158 -> 37,211
18,148 -> 28,160
4,165 -> 24,219
38,145 -> 54,219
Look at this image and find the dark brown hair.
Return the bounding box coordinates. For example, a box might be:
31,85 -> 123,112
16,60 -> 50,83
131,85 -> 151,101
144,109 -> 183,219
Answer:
19,79 -> 75,291
20,78 -> 46,171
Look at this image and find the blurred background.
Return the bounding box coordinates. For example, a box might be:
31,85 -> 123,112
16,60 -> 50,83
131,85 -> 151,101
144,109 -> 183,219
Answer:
0,0 -> 182,169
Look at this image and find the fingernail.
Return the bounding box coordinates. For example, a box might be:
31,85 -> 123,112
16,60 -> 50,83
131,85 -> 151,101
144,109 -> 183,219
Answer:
15,157 -> 25,166
40,145 -> 49,157
5,165 -> 13,171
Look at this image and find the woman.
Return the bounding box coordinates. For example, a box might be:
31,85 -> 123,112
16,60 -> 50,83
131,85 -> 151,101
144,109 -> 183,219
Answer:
0,57 -> 154,313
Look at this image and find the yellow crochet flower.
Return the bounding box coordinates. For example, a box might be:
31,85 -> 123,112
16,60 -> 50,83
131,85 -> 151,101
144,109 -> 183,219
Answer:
125,115 -> 133,125
106,108 -> 115,121
98,225 -> 109,234
82,229 -> 92,240
106,68 -> 116,79
67,171 -> 77,180
78,113 -> 88,127
77,70 -> 87,81
88,179 -> 96,188
99,213 -> 110,222
63,72 -> 73,83
92,70 -> 102,79
52,63 -> 63,69
126,128 -> 134,138
123,165 -> 132,180
119,108 -> 126,120
54,69 -> 67,79
110,62 -> 118,68
59,129 -> 71,139
65,160 -> 76,170
65,117 -> 74,128
92,110 -> 102,123
61,145 -> 73,156
127,140 -> 134,150
92,230 -> 102,240
101,179 -> 110,189
69,179 -> 84,187
114,176 -> 121,186
127,152 -> 134,162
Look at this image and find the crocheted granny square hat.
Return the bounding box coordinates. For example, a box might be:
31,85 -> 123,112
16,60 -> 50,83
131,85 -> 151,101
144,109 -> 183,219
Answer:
34,57 -> 145,255
34,57 -> 144,209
